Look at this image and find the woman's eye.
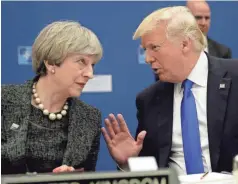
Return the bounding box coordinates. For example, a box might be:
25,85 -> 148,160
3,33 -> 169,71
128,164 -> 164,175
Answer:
77,59 -> 85,64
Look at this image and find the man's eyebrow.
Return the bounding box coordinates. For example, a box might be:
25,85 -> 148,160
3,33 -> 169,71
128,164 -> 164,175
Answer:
140,45 -> 146,50
195,15 -> 210,19
195,15 -> 203,18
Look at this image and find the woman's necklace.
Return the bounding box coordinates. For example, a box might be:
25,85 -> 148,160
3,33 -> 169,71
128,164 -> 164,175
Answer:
32,83 -> 68,121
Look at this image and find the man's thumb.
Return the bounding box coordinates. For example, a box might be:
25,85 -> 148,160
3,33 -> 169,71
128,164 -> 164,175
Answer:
136,130 -> 147,146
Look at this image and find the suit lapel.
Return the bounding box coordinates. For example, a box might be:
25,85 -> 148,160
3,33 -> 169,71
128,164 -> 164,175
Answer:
62,99 -> 89,167
207,55 -> 231,171
208,38 -> 217,57
153,82 -> 174,167
5,81 -> 33,163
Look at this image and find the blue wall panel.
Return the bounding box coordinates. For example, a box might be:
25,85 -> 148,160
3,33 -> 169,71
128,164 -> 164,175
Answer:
2,1 -> 238,171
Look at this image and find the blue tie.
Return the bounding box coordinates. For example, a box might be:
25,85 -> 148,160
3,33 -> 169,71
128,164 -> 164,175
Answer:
181,79 -> 204,174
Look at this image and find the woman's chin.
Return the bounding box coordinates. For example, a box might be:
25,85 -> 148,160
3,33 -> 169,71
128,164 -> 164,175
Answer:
69,89 -> 82,98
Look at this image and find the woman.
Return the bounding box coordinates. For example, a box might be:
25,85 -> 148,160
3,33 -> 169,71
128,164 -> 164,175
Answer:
1,20 -> 103,174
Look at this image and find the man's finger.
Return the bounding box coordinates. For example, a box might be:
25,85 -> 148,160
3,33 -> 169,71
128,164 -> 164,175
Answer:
117,114 -> 130,133
104,118 -> 116,138
101,127 -> 112,147
109,113 -> 121,134
136,130 -> 147,146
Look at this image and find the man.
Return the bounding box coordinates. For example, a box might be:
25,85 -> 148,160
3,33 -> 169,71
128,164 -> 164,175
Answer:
102,6 -> 238,175
187,0 -> 232,58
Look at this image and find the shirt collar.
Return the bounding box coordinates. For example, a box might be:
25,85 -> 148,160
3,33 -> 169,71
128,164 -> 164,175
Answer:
187,51 -> 208,87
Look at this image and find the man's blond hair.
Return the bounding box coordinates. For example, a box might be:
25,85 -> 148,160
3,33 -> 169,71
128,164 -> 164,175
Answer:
133,6 -> 207,52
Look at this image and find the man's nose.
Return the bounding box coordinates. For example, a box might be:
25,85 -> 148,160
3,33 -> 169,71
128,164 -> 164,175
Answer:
200,17 -> 207,25
145,53 -> 155,64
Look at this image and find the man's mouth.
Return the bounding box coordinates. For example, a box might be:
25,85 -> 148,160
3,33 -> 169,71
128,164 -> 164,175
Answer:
152,68 -> 160,74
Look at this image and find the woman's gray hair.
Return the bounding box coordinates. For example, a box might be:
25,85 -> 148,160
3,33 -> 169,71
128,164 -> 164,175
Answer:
133,6 -> 207,52
32,20 -> 103,75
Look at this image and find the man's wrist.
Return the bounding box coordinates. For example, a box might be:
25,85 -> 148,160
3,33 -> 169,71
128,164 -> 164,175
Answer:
117,163 -> 129,172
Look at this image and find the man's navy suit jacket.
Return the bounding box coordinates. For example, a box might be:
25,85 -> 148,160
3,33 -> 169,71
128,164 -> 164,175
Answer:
136,54 -> 238,172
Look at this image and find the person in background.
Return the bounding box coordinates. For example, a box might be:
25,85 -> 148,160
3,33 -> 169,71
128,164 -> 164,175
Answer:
102,6 -> 238,175
1,20 -> 103,174
187,0 -> 232,58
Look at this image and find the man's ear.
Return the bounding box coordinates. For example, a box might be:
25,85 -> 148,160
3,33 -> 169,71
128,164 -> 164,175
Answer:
181,37 -> 191,54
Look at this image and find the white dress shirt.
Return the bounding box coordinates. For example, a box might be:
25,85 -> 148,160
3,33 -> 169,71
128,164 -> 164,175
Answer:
169,52 -> 212,175
204,37 -> 209,53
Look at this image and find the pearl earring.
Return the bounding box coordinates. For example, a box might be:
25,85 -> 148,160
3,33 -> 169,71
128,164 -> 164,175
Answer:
51,69 -> 55,74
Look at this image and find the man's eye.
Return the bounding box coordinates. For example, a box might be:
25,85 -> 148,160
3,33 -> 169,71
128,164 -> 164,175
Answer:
195,16 -> 202,20
151,45 -> 160,51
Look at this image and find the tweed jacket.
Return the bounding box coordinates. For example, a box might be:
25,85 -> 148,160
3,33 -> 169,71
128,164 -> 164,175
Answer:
1,80 -> 102,174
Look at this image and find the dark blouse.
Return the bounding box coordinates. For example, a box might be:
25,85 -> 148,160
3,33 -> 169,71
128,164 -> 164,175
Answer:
25,105 -> 69,173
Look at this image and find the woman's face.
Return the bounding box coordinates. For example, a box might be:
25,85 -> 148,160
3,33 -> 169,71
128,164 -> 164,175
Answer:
52,53 -> 97,97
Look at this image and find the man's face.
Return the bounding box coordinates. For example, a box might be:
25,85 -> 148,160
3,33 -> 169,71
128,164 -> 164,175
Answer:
141,25 -> 188,83
188,2 -> 211,35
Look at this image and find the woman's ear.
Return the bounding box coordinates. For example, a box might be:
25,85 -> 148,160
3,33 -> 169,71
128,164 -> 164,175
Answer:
44,60 -> 55,74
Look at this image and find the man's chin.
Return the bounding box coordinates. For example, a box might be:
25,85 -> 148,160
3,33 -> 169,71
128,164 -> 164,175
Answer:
158,74 -> 165,82
201,30 -> 208,36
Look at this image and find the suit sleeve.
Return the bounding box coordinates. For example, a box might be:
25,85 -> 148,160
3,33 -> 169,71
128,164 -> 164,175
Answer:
135,95 -> 156,157
226,48 -> 232,59
1,114 -> 12,174
1,87 -> 8,155
1,92 -> 13,174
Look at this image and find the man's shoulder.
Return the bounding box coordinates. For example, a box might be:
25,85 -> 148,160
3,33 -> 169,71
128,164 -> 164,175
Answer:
220,58 -> 238,76
136,81 -> 172,101
209,55 -> 238,78
137,82 -> 159,99
208,37 -> 231,52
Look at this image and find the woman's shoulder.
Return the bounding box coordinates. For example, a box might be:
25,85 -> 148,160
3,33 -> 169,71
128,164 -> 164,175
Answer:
1,81 -> 32,104
71,98 -> 101,115
2,83 -> 23,90
70,98 -> 102,130
70,98 -> 102,125
2,83 -> 23,99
